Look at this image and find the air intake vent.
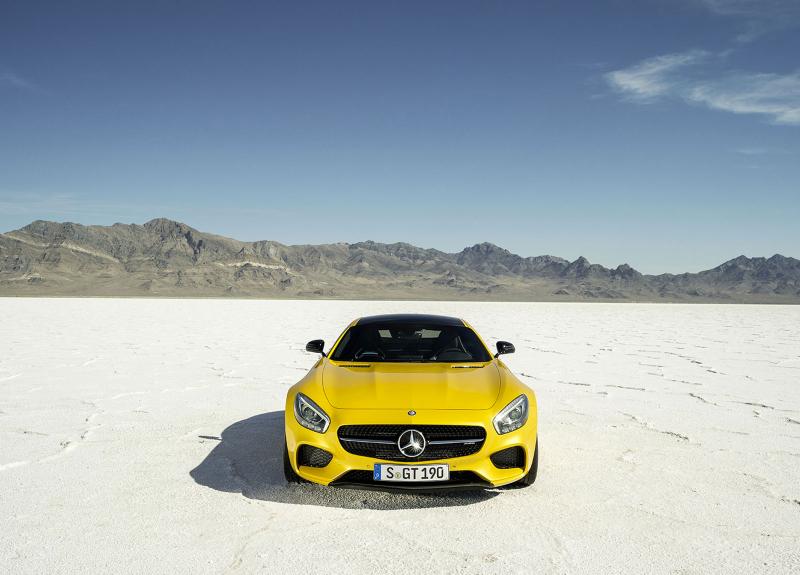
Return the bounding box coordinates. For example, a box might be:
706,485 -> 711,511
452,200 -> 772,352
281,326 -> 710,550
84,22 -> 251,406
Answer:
297,445 -> 333,468
490,446 -> 525,469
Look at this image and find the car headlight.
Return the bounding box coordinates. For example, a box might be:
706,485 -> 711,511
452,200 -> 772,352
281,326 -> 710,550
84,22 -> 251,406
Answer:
492,394 -> 528,434
294,393 -> 330,433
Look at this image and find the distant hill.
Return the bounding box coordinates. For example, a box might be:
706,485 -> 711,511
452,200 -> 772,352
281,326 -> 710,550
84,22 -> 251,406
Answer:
1,218 -> 798,302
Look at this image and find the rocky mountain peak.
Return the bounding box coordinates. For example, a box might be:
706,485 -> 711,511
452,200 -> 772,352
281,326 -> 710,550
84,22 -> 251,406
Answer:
614,263 -> 642,280
461,242 -> 511,256
20,220 -> 78,240
143,218 -> 195,236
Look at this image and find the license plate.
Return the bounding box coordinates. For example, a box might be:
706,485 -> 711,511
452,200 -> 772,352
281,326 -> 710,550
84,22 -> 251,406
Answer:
373,463 -> 449,482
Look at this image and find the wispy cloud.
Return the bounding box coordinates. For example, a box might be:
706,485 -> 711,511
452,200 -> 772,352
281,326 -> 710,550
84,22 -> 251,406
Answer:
688,71 -> 800,125
696,0 -> 800,41
698,0 -> 800,18
605,51 -> 800,126
735,147 -> 769,156
735,146 -> 793,156
0,192 -> 171,223
0,192 -> 291,233
0,71 -> 35,91
604,50 -> 711,102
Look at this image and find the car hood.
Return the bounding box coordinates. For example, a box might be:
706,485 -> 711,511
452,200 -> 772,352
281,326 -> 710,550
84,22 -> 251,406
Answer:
321,362 -> 500,410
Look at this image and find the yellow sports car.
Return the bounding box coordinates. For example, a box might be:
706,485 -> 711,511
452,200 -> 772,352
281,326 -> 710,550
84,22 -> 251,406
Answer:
283,314 -> 538,490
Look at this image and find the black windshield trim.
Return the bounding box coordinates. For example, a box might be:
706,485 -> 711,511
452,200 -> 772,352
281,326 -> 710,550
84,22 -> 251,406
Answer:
356,314 -> 464,326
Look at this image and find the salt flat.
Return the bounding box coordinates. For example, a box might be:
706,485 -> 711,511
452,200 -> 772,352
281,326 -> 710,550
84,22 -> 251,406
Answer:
1,298 -> 799,574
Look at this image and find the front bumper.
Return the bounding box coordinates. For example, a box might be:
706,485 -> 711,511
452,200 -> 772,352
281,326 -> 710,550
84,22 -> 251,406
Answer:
285,406 -> 537,489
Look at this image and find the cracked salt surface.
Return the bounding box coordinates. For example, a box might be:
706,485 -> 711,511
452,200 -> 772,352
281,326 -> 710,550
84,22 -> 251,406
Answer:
1,299 -> 799,574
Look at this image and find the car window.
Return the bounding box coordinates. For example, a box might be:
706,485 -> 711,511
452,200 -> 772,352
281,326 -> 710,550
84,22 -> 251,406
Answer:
330,323 -> 491,363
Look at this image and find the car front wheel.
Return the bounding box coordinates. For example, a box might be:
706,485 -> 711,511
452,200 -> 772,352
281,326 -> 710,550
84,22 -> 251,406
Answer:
515,439 -> 538,487
283,440 -> 307,484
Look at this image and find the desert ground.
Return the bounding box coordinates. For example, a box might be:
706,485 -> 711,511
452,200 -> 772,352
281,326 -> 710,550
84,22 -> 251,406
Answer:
1,298 -> 799,574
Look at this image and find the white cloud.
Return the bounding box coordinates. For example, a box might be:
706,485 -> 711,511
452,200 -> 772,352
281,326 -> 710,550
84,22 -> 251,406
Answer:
735,147 -> 768,155
698,0 -> 799,17
696,0 -> 800,41
735,146 -> 793,156
688,72 -> 800,125
0,71 -> 35,91
0,192 -> 290,232
0,192 -> 160,223
605,51 -> 800,126
605,50 -> 710,101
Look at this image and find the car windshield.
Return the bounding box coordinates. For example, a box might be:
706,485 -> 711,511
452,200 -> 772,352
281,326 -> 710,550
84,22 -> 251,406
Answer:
330,323 -> 492,363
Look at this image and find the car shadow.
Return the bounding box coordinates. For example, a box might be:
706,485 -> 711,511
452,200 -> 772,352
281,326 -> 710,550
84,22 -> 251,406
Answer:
190,410 -> 499,510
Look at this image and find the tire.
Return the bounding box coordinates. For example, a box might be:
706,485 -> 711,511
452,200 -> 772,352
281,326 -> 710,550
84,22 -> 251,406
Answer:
283,440 -> 306,484
515,439 -> 539,487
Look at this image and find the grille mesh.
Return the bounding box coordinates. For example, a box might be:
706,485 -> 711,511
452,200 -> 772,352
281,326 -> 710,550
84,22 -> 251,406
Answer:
297,445 -> 333,468
338,425 -> 486,462
489,446 -> 525,469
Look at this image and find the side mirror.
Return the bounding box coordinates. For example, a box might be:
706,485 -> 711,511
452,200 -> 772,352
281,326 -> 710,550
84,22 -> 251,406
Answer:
305,339 -> 326,357
494,341 -> 515,358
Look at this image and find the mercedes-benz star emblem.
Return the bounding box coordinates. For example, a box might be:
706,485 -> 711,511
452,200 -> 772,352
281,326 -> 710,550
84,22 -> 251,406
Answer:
397,429 -> 426,458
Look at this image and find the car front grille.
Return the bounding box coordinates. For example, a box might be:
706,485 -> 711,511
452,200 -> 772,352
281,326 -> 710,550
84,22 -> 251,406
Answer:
338,424 -> 486,462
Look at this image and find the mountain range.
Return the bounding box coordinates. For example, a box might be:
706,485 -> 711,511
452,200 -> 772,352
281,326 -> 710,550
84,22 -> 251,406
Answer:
1,218 -> 799,302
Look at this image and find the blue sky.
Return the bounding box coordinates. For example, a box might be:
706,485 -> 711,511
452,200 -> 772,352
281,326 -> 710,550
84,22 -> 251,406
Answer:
1,0 -> 798,273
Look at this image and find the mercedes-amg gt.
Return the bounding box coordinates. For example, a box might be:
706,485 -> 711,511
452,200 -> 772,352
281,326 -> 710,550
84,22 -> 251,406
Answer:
283,314 -> 538,490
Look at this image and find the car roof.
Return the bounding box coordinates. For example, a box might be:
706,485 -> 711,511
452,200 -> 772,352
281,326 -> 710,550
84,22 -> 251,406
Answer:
354,313 -> 465,326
